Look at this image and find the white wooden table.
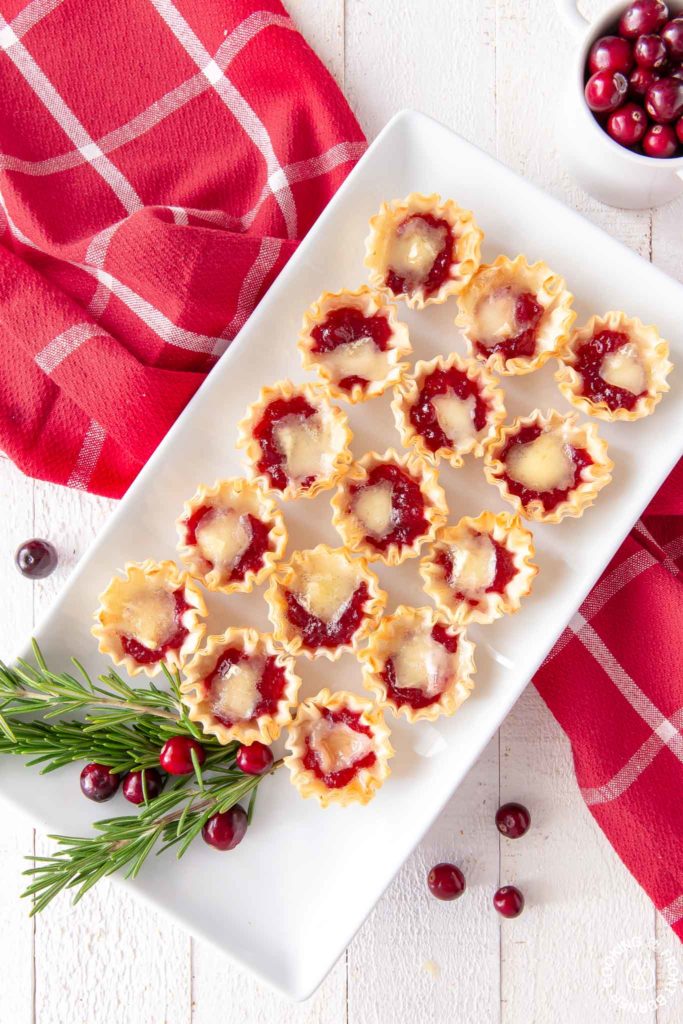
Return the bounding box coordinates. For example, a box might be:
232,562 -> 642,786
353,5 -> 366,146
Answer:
1,2 -> 681,1021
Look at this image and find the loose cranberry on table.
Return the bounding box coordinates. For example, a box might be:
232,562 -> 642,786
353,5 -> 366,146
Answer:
427,862 -> 466,901
629,65 -> 659,97
495,802 -> 531,839
634,32 -> 668,67
236,741 -> 274,776
493,885 -> 525,919
80,763 -> 120,802
661,17 -> 683,59
15,538 -> 58,579
619,1 -> 669,38
643,121 -> 679,154
589,34 -> 634,74
585,69 -> 629,112
122,767 -> 164,804
159,735 -> 206,775
646,76 -> 683,121
607,101 -> 648,144
202,806 -> 248,851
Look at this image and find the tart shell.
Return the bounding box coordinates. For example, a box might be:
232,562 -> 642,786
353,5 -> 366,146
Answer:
420,512 -> 538,626
555,311 -> 672,422
358,605 -> 476,723
284,688 -> 394,807
180,628 -> 301,745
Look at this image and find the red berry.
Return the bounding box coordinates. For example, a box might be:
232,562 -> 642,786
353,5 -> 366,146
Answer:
643,122 -> 679,155
585,70 -> 629,112
80,763 -> 120,802
634,33 -> 668,68
646,76 -> 683,121
588,35 -> 634,75
619,1 -> 669,39
676,115 -> 683,142
202,806 -> 248,851
607,101 -> 649,145
671,62 -> 683,80
661,18 -> 683,60
495,802 -> 531,839
122,768 -> 164,804
427,863 -> 466,901
629,65 -> 660,96
236,741 -> 274,776
159,735 -> 206,775
15,539 -> 58,579
493,885 -> 525,919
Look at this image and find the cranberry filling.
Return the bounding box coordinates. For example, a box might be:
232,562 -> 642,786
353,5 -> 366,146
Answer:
409,366 -> 490,453
312,306 -> 392,392
574,329 -> 645,411
350,463 -> 428,552
435,535 -> 517,606
499,425 -> 593,511
183,505 -> 271,581
285,582 -> 369,650
253,395 -> 318,491
385,213 -> 454,298
381,624 -> 459,710
303,706 -> 376,788
121,589 -> 190,664
474,291 -> 543,362
205,647 -> 288,727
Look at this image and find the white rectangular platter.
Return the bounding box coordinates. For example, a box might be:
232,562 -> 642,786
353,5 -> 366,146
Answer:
7,110 -> 683,1001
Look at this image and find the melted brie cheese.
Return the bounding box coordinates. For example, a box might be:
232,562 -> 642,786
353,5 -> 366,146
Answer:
354,481 -> 394,538
211,657 -> 263,721
393,630 -> 453,696
505,431 -> 575,492
121,587 -> 176,649
449,532 -> 496,598
308,717 -> 373,775
323,337 -> 390,382
195,509 -> 252,568
475,290 -> 517,345
387,219 -> 448,281
600,343 -> 646,395
299,569 -> 358,623
432,391 -> 477,442
274,413 -> 331,481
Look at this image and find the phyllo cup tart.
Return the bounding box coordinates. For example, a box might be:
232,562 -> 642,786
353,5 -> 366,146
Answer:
364,192 -> 483,309
358,606 -> 476,723
237,380 -> 352,500
285,689 -> 393,807
555,312 -> 672,422
265,544 -> 386,660
298,287 -> 411,402
420,512 -> 538,626
180,628 -> 300,745
483,410 -> 613,524
331,448 -> 447,565
392,353 -> 506,469
92,559 -> 206,677
456,254 -> 575,374
176,479 -> 286,594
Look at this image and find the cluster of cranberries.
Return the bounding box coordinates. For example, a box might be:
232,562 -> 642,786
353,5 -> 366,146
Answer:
584,1 -> 683,157
427,802 -> 530,919
79,736 -> 274,851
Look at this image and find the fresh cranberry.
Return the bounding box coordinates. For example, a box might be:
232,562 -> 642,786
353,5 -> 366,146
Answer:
427,863 -> 466,901
585,70 -> 629,112
493,885 -> 525,919
202,806 -> 248,851
122,768 -> 164,804
671,62 -> 683,80
646,76 -> 683,120
159,735 -> 206,775
643,121 -> 680,154
619,1 -> 669,38
662,18 -> 683,59
15,538 -> 58,579
607,101 -> 648,144
236,742 -> 274,776
588,35 -> 634,74
629,65 -> 660,96
676,115 -> 683,141
80,763 -> 120,802
495,802 -> 531,839
634,33 -> 668,67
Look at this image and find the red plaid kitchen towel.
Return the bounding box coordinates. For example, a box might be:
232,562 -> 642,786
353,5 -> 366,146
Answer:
0,0 -> 365,496
0,0 -> 681,943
